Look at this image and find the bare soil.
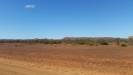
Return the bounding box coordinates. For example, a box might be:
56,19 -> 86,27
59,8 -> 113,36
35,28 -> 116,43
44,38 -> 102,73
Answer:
0,43 -> 133,75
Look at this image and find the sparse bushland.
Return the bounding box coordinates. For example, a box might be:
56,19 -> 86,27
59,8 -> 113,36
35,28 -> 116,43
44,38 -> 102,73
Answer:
0,37 -> 132,75
0,37 -> 132,46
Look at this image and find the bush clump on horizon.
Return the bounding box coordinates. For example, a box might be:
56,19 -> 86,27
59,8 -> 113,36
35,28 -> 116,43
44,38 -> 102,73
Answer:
0,37 -> 132,46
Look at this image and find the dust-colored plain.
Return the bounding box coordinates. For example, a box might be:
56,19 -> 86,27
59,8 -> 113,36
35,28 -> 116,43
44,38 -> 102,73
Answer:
0,43 -> 133,75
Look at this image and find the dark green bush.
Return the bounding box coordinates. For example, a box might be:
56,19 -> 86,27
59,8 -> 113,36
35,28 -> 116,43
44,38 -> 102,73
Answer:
121,43 -> 128,47
100,42 -> 109,45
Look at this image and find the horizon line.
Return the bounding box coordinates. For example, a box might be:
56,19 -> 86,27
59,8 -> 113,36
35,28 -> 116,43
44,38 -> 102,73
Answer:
0,36 -> 130,40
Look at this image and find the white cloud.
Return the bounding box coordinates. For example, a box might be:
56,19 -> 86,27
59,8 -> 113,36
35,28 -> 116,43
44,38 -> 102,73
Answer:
25,4 -> 36,9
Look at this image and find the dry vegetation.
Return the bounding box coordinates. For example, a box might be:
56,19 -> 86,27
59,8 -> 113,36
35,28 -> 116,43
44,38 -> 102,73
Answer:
0,42 -> 133,75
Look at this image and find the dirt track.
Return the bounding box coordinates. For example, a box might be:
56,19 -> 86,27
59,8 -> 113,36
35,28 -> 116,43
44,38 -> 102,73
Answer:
0,58 -> 57,75
0,58 -> 126,75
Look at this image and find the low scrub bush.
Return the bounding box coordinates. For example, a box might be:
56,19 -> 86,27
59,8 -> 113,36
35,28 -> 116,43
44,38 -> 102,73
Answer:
121,43 -> 128,47
100,42 -> 109,45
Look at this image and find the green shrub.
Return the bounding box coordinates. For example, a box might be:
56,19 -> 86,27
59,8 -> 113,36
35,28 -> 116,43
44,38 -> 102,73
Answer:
121,43 -> 128,47
100,42 -> 109,45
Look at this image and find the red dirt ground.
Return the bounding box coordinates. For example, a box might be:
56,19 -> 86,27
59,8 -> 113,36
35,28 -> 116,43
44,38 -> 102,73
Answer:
0,43 -> 133,75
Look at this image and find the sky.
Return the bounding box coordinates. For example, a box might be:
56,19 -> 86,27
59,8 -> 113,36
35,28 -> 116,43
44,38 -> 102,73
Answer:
0,0 -> 133,39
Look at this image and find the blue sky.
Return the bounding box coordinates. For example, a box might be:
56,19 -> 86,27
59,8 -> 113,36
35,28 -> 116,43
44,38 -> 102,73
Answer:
0,0 -> 132,39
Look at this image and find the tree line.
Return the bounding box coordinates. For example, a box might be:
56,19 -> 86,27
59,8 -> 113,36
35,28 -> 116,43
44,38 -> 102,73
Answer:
0,37 -> 132,46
